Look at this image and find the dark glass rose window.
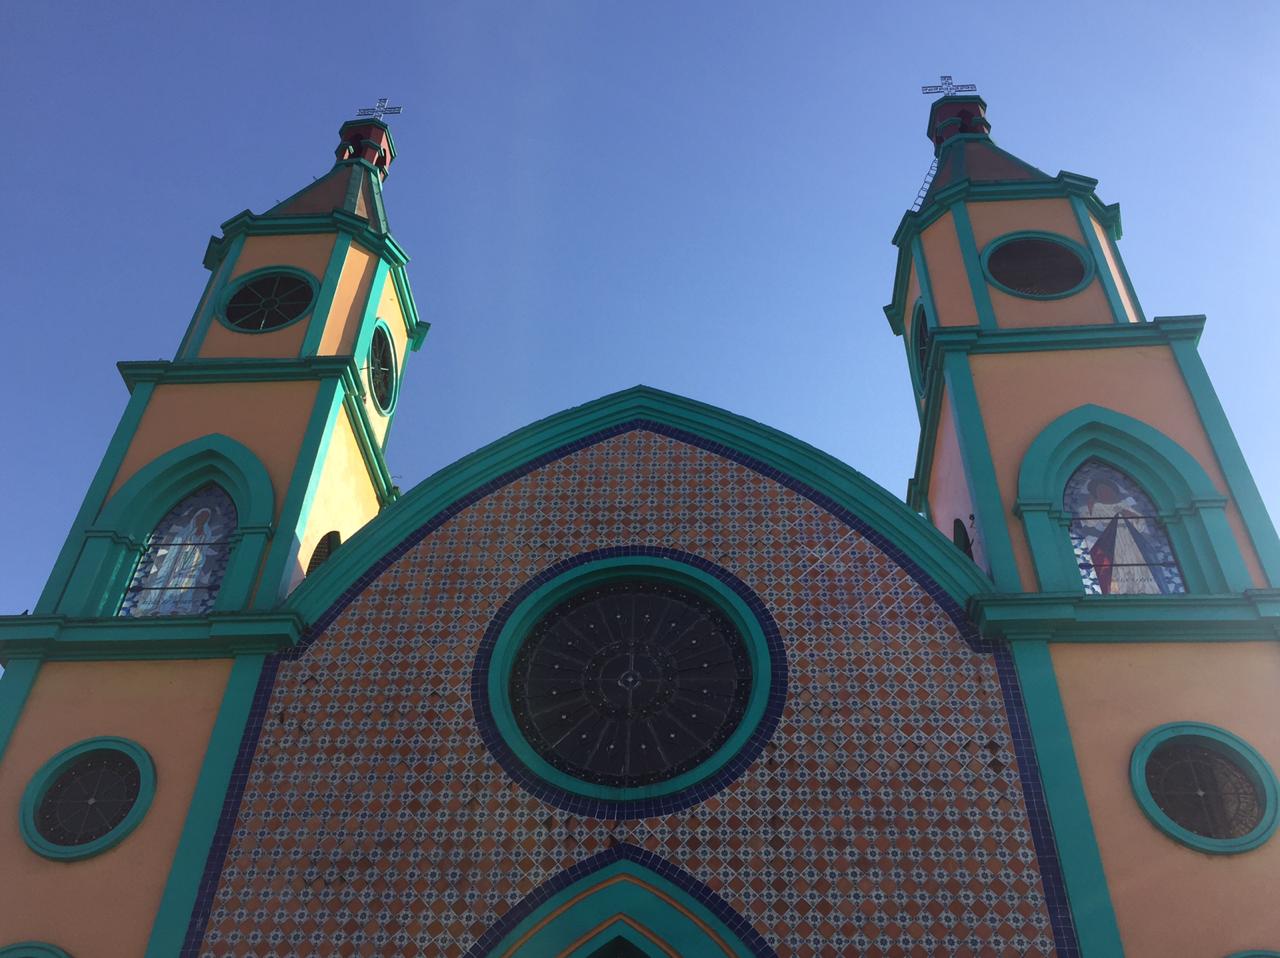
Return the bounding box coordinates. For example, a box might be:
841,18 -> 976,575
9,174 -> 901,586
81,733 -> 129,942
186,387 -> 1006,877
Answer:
1145,738 -> 1265,840
369,326 -> 396,412
35,748 -> 143,847
509,580 -> 753,788
224,272 -> 314,331
987,237 -> 1086,296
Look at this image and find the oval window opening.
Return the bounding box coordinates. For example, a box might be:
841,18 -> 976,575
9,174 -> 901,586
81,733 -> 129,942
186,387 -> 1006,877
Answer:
987,237 -> 1086,297
224,272 -> 314,331
1146,737 -> 1265,840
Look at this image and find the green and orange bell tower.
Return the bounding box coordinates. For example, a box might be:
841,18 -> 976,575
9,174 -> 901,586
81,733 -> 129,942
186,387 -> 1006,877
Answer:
0,115 -> 424,957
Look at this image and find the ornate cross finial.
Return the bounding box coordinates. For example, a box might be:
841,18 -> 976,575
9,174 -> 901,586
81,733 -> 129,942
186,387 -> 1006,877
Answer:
921,75 -> 977,96
356,97 -> 403,120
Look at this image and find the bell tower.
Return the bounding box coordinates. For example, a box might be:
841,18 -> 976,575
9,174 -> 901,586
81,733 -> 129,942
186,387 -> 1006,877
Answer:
887,92 -> 1280,955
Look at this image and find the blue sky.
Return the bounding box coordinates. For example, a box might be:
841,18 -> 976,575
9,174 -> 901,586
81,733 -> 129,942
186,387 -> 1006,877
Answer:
1,1 -> 1277,612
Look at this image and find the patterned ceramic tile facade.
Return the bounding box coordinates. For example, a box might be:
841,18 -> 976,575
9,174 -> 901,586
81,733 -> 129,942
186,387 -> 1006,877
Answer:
192,427 -> 1065,957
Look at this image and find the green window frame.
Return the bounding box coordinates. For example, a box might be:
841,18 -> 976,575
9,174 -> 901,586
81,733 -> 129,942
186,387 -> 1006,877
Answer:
1130,722 -> 1279,855
213,265 -> 320,335
20,736 -> 157,862
907,299 -> 932,397
980,230 -> 1095,301
0,945 -> 75,958
365,319 -> 399,415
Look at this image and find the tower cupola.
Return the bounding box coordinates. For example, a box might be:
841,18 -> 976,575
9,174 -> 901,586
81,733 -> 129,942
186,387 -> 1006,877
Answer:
335,118 -> 396,179
927,94 -> 991,151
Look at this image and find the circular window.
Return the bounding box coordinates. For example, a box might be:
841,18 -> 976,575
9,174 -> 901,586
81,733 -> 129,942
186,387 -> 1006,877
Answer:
20,737 -> 156,861
476,553 -> 786,817
368,325 -> 396,413
222,270 -> 315,331
509,579 -> 753,788
1131,722 -> 1279,854
983,233 -> 1091,299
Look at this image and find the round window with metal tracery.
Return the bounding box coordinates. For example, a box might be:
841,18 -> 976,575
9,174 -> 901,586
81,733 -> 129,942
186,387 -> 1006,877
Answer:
983,233 -> 1091,299
222,271 -> 315,331
20,737 -> 156,861
368,325 -> 396,413
508,579 -> 753,789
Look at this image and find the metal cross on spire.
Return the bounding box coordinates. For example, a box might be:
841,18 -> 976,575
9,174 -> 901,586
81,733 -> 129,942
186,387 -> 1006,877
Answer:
921,75 -> 977,96
356,97 -> 403,120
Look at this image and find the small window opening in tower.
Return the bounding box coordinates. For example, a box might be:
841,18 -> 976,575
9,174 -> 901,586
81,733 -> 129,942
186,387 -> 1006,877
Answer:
912,305 -> 931,391
952,519 -> 974,559
987,237 -> 1086,297
307,531 -> 342,574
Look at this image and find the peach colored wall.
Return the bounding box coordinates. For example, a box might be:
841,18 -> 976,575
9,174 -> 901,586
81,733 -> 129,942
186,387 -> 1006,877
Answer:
969,349 -> 1267,590
197,233 -> 338,360
919,212 -> 979,328
1052,641 -> 1280,956
1090,215 -> 1141,324
927,390 -> 988,574
966,198 -> 1084,248
106,380 -> 318,516
0,659 -> 231,957
987,280 -> 1114,329
320,243 -> 378,356
288,413 -> 381,595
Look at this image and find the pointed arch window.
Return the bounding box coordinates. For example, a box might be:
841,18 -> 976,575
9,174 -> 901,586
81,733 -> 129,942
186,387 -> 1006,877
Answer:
118,484 -> 238,616
1064,459 -> 1185,595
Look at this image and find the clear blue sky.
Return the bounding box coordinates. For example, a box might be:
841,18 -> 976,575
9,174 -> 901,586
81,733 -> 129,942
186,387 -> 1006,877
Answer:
1,1 -> 1277,612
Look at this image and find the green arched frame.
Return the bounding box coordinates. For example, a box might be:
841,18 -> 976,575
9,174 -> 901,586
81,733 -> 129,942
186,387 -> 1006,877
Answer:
19,735 -> 156,862
483,555 -> 775,804
213,265 -> 320,335
53,434 -> 275,617
0,944 -> 74,958
980,230 -> 1096,301
1015,404 -> 1251,594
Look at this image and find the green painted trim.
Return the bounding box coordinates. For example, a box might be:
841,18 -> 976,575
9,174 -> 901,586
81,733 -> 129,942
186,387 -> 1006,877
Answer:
366,320 -> 399,415
0,944 -> 74,958
19,736 -> 156,861
1130,721 -> 1279,855
289,385 -> 992,626
906,349 -> 948,513
0,611 -> 300,660
1165,328 -> 1280,587
55,434 -> 277,617
972,589 -> 1280,643
906,299 -> 929,398
181,233 -> 245,360
211,265 -> 320,336
949,202 -> 997,330
298,233 -> 354,356
1010,641 -> 1123,957
390,265 -> 429,350
253,378 -> 343,609
36,381 -> 156,614
1105,227 -> 1147,323
573,929 -> 662,958
0,658 -> 40,767
1225,951 -> 1280,957
337,364 -> 397,504
482,859 -> 757,958
484,556 -> 774,802
941,351 -> 1021,590
1016,403 -> 1252,594
980,230 -> 1096,302
204,209 -> 408,272
1069,196 -> 1129,323
119,355 -> 354,390
146,653 -> 265,957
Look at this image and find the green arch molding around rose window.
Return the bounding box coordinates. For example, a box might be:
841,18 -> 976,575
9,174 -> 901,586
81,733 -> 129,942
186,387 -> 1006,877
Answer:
0,945 -> 75,958
1015,403 -> 1252,594
43,434 -> 275,618
477,553 -> 782,813
286,384 -> 993,630
212,265 -> 321,336
1130,722 -> 1280,855
471,845 -> 776,958
19,735 -> 157,863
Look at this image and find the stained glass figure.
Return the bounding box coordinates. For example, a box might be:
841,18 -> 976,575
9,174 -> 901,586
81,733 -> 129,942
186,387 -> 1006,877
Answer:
119,484 -> 238,616
1064,459 -> 1185,595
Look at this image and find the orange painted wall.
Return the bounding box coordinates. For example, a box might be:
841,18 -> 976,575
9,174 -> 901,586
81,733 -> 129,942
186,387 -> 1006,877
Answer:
918,212 -> 979,328
969,349 -> 1267,590
927,390 -> 988,574
1052,641 -> 1280,956
319,243 -> 379,356
1090,214 -> 1141,324
106,380 -> 317,516
987,280 -> 1113,329
0,659 -> 230,957
966,198 -> 1083,248
197,233 -> 337,360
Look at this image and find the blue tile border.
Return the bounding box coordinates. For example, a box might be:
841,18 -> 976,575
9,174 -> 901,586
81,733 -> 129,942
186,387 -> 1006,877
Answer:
460,842 -> 781,958
180,418 -> 1081,957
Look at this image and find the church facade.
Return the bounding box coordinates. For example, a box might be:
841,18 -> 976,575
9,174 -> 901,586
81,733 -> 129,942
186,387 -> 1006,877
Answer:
0,95 -> 1278,958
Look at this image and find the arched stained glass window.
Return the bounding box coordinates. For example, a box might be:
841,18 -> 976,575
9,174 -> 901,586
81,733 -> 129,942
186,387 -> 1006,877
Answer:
118,484 -> 238,616
1064,459 -> 1185,595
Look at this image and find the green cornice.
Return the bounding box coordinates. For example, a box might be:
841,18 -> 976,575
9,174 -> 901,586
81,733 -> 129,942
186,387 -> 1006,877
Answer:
391,265 -> 429,350
0,611 -> 302,661
971,590 -> 1280,642
883,172 -> 1125,333
202,208 -> 409,271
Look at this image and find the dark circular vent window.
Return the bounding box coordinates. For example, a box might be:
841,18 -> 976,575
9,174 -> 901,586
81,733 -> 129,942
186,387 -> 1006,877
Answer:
368,325 -> 397,413
509,579 -> 753,789
1131,723 -> 1279,854
222,270 -> 315,331
984,234 -> 1090,298
912,303 -> 931,393
20,737 -> 156,861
